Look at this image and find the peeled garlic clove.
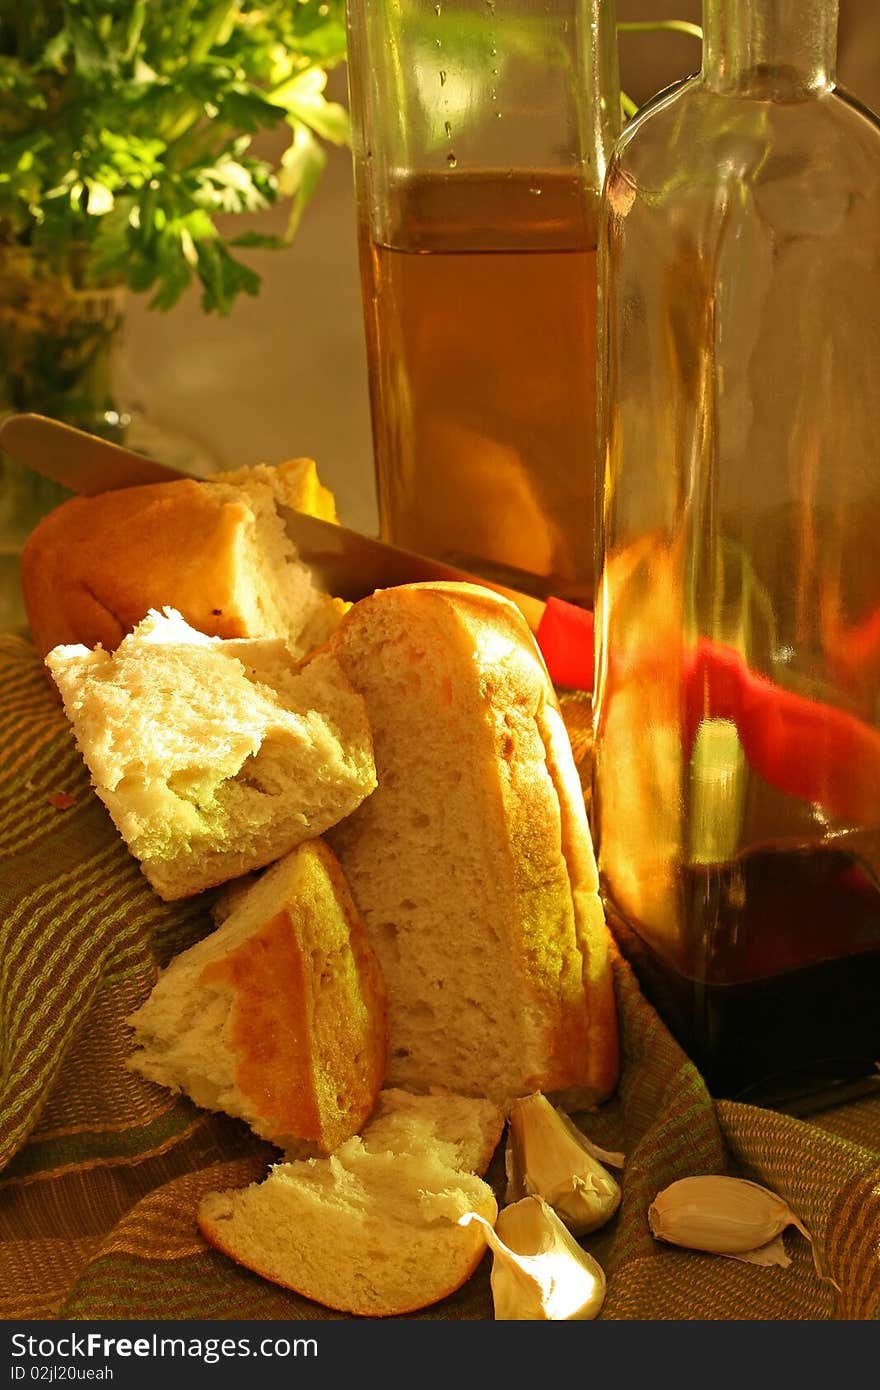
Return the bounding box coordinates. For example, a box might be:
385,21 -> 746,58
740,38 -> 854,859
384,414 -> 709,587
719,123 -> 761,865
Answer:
505,1091 -> 622,1235
648,1175 -> 813,1258
460,1196 -> 606,1321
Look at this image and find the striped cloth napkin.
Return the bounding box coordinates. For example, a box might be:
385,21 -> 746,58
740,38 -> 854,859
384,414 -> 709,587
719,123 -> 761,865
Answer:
1,633 -> 878,1321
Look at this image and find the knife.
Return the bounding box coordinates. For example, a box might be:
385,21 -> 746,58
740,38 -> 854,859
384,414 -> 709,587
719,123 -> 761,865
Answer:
0,411 -> 553,634
0,412 -> 186,492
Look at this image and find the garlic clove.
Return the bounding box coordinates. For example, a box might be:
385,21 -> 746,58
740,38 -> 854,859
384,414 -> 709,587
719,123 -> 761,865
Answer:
728,1234 -> 791,1268
460,1196 -> 606,1321
648,1175 -> 814,1261
505,1091 -> 623,1235
554,1106 -> 625,1170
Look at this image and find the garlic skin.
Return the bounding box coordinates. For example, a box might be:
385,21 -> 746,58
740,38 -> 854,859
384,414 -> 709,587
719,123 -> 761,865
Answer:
505,1091 -> 622,1235
460,1196 -> 606,1320
648,1175 -> 814,1266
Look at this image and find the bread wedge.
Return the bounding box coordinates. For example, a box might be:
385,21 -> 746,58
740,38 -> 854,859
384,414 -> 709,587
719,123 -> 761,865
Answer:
22,457 -> 345,660
127,839 -> 387,1155
197,1089 -> 504,1316
45,608 -> 376,899
325,582 -> 619,1109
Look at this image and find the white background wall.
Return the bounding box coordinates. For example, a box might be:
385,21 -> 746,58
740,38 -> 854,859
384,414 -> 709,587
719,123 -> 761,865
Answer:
122,0 -> 880,538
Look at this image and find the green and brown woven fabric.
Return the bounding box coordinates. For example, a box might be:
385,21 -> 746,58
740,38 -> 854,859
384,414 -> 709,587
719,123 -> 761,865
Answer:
1,632 -> 878,1322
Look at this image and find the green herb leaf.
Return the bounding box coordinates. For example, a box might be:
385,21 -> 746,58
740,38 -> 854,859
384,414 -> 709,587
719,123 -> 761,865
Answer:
277,69 -> 350,146
227,230 -> 287,250
195,236 -> 260,315
279,119 -> 328,241
0,0 -> 351,313
66,15 -> 107,81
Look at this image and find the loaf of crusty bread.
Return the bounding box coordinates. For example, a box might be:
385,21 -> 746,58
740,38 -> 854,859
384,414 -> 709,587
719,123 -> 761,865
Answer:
325,582 -> 619,1110
197,1088 -> 505,1317
127,838 -> 387,1155
45,608 -> 377,899
21,457 -> 346,660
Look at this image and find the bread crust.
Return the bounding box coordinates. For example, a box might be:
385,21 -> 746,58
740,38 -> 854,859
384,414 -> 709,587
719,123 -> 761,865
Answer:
196,1088 -> 505,1315
535,702 -> 620,1103
22,480 -> 255,658
196,1203 -> 495,1318
128,839 -> 387,1155
21,458 -> 336,660
327,581 -> 619,1107
197,841 -> 388,1153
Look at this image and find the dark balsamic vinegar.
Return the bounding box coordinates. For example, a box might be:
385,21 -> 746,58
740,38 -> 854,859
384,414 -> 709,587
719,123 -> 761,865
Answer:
606,847 -> 880,1108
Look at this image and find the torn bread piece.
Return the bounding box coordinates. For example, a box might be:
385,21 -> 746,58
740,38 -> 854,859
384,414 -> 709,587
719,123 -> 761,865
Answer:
325,582 -> 619,1110
360,1087 -> 505,1174
127,839 -> 387,1156
22,456 -> 346,660
197,1089 -> 504,1317
45,608 -> 377,899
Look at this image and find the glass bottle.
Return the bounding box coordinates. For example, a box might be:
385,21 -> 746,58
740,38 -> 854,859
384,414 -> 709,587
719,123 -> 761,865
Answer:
345,0 -> 620,603
592,0 -> 880,1105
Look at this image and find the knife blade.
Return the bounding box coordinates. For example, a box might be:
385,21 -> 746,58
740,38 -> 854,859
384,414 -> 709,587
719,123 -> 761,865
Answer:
0,410 -> 549,632
273,504 -> 546,628
0,412 -> 188,493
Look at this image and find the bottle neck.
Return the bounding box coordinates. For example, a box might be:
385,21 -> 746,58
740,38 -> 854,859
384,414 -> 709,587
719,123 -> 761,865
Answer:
595,0 -> 622,133
583,0 -> 622,187
702,0 -> 838,99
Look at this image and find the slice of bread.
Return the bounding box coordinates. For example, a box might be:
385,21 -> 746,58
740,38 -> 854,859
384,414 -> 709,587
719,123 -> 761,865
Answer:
197,1089 -> 504,1317
45,608 -> 377,900
325,582 -> 619,1109
21,457 -> 346,660
127,839 -> 387,1156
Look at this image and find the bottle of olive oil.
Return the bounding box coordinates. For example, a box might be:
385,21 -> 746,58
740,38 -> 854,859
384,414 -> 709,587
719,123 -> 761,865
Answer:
593,0 -> 880,1106
346,0 -> 621,604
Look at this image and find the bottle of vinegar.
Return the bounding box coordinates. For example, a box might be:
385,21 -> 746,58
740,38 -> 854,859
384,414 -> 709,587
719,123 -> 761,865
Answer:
592,0 -> 880,1105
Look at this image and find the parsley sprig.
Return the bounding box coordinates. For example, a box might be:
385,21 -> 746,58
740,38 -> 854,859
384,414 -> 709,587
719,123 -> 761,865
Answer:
0,0 -> 350,314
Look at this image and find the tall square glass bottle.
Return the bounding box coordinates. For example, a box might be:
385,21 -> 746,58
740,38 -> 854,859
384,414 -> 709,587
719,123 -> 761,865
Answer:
593,0 -> 880,1104
346,0 -> 620,603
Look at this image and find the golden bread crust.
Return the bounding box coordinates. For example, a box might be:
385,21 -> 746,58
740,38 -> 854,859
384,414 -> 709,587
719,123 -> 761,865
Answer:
21,479 -> 255,658
197,1170 -> 497,1317
21,456 -> 338,661
196,1214 -> 494,1318
128,839 -> 387,1155
197,843 -> 387,1154
535,702 -> 619,1102
199,908 -> 325,1143
445,585 -> 618,1103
